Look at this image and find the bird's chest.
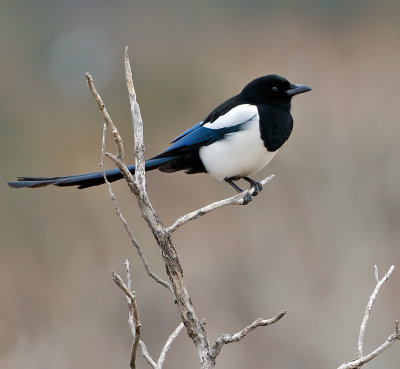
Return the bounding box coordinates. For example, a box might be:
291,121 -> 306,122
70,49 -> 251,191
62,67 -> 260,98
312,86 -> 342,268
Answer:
199,117 -> 276,180
258,106 -> 293,152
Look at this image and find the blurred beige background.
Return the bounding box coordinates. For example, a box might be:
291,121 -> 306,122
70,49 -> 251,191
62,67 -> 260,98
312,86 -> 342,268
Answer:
1,1 -> 399,368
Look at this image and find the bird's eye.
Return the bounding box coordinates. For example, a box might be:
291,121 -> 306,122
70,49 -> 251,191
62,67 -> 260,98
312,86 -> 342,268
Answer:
271,86 -> 278,92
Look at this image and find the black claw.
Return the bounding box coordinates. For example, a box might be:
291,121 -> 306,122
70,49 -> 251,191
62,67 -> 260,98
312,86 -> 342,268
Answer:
225,177 -> 257,204
243,177 -> 263,196
253,181 -> 263,196
242,192 -> 252,205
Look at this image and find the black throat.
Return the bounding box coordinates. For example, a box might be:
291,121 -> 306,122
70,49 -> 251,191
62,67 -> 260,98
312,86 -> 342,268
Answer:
257,104 -> 294,152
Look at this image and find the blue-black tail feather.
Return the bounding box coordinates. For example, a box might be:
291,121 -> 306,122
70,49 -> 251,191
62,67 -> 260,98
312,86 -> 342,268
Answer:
7,157 -> 176,189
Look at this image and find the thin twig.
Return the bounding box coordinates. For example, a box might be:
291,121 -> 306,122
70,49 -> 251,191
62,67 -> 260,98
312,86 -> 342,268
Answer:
98,117 -> 173,294
129,274 -> 141,368
113,264 -> 183,369
122,260 -> 136,338
112,271 -> 137,303
112,266 -> 156,369
86,73 -> 124,159
125,46 -> 146,191
124,260 -> 141,369
156,323 -> 185,369
337,265 -> 399,369
111,270 -> 142,369
338,329 -> 400,369
87,71 -> 140,197
357,265 -> 395,358
104,170 -> 172,293
125,259 -> 132,290
139,341 -> 157,368
210,311 -> 286,360
167,175 -> 275,233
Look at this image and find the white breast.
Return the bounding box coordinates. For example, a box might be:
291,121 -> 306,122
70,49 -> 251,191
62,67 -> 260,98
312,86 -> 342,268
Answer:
199,116 -> 277,180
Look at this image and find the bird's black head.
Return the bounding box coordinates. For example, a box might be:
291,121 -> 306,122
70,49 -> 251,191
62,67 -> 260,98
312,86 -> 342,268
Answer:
241,74 -> 311,106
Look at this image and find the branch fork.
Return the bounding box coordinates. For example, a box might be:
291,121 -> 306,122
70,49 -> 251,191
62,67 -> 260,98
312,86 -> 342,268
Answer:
210,312 -> 287,359
337,265 -> 399,369
112,260 -> 184,369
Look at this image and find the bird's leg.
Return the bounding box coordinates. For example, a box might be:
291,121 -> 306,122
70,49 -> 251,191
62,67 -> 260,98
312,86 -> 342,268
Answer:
224,178 -> 252,205
243,176 -> 263,196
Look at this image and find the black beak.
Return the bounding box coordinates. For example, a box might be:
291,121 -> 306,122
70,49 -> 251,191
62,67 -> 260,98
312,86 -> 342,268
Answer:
286,84 -> 312,97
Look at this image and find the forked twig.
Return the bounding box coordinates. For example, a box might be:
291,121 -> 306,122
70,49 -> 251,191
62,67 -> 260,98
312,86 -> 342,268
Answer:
338,265 -> 399,369
210,311 -> 286,359
357,265 -> 395,357
112,270 -> 141,369
113,261 -> 184,369
156,323 -> 185,369
87,75 -> 173,295
139,341 -> 157,368
86,72 -> 140,197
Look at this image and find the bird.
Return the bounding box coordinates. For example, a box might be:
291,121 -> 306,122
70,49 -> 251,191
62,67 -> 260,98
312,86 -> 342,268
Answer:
8,74 -> 311,204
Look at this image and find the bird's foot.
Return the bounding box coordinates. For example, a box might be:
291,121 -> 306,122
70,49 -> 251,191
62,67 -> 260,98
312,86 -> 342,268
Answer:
243,177 -> 263,196
252,181 -> 263,196
225,177 -> 253,204
242,192 -> 253,205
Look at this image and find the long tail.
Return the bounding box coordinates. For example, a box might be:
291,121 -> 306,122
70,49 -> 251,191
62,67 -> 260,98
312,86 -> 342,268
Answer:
8,157 -> 175,189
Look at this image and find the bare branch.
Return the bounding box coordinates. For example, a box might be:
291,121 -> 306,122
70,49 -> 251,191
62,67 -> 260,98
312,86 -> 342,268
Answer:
338,330 -> 400,369
122,48 -> 214,368
112,271 -> 137,303
167,175 -> 275,233
90,67 -> 179,368
112,270 -> 142,369
125,259 -> 132,290
337,265 -> 399,369
88,70 -> 141,198
113,263 -> 183,369
125,46 -> 146,191
156,323 -> 185,369
112,262 -> 159,369
357,265 -> 395,358
139,341 -> 157,368
88,51 -> 213,367
210,311 -> 286,360
121,260 -> 136,338
86,73 -> 124,159
125,262 -> 141,369
98,117 -> 173,294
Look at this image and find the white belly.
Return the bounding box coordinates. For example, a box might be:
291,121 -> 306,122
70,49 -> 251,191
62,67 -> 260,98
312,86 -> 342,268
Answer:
199,118 -> 277,180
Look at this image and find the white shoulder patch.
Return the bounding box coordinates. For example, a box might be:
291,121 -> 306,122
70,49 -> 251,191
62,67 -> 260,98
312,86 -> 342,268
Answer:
203,104 -> 258,130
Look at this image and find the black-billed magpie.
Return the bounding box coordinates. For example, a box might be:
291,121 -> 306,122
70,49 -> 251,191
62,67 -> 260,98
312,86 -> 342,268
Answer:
8,74 -> 311,204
